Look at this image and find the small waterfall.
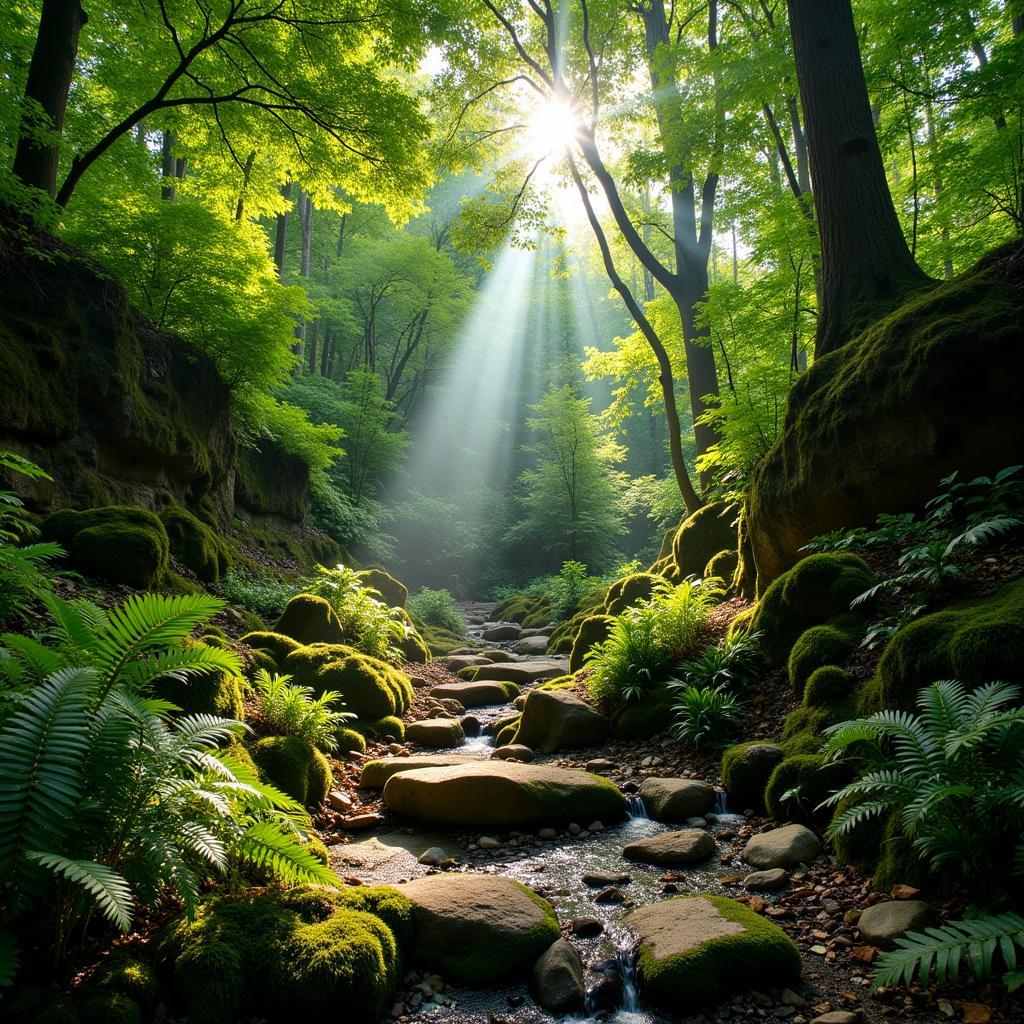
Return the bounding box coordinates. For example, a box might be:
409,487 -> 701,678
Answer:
617,941 -> 640,1013
627,794 -> 647,819
713,788 -> 729,815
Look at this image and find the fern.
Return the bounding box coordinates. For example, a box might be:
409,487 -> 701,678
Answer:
0,930 -> 19,989
252,669 -> 354,751
874,913 -> 1024,991
25,852 -> 134,932
234,821 -> 337,885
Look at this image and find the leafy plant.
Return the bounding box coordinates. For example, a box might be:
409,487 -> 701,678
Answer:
548,560 -> 592,619
407,587 -> 465,634
822,680 -> 1024,887
677,630 -> 764,691
302,563 -> 406,662
874,912 -> 1024,993
218,566 -> 296,617
586,610 -> 668,706
668,683 -> 743,749
648,576 -> 723,658
252,669 -> 354,752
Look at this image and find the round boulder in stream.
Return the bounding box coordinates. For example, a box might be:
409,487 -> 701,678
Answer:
396,874 -> 560,984
513,689 -> 610,753
406,718 -> 465,748
429,680 -> 519,707
382,760 -> 627,828
622,828 -> 716,865
638,777 -> 715,822
625,895 -> 801,1008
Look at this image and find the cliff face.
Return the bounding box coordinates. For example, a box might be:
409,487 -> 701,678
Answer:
0,214 -> 305,529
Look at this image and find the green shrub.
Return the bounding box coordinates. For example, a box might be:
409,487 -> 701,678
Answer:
678,630 -> 764,692
253,669 -> 355,752
407,588 -> 465,633
787,625 -> 855,697
804,665 -> 854,707
160,505 -> 231,583
251,735 -> 332,806
357,567 -> 408,608
721,742 -> 784,814
81,993 -> 141,1024
218,566 -> 295,616
764,754 -> 849,824
668,684 -> 742,750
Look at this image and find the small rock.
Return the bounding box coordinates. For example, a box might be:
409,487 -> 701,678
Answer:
569,916 -> 603,937
781,989 -> 806,1008
586,758 -> 615,773
568,823 -> 581,835
594,886 -> 624,904
538,827 -> 558,840
686,816 -> 708,828
810,1014 -> 857,1024
857,900 -> 934,949
491,744 -> 535,762
328,789 -> 354,813
582,871 -> 631,887
341,813 -> 382,831
587,821 -> 604,832
418,847 -> 450,866
742,824 -> 821,869
531,938 -> 585,1013
477,835 -> 502,850
743,868 -> 789,892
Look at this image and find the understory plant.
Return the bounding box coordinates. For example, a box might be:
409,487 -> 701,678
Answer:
302,563 -> 406,662
668,682 -> 743,749
407,587 -> 465,633
253,668 -> 354,752
218,565 -> 295,617
0,592 -> 334,985
822,679 -> 1024,888
677,629 -> 764,692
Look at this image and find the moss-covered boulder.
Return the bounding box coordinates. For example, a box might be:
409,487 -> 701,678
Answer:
358,568 -> 408,609
720,742 -> 784,814
42,506 -> 170,588
671,502 -> 736,580
352,714 -> 406,742
154,653 -> 244,719
747,242 -> 1024,584
604,573 -> 659,616
240,630 -> 301,666
250,735 -> 331,805
397,874 -> 559,985
160,504 -> 231,583
512,689 -> 609,754
704,548 -> 739,587
625,895 -> 800,1008
764,754 -> 849,824
381,761 -> 627,828
863,578 -> 1024,712
161,885 -> 410,1023
787,625 -> 855,697
492,593 -> 553,626
335,726 -> 367,753
274,594 -> 346,646
395,608 -> 430,663
569,615 -> 613,672
614,692 -> 675,739
547,608 -> 588,655
285,643 -> 413,718
746,553 -> 871,666
804,665 -> 855,707
359,755 -> 481,789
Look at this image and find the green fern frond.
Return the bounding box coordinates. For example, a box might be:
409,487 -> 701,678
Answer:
0,633 -> 65,680
0,929 -> 19,988
25,852 -> 133,932
234,821 -> 336,885
41,592 -> 101,653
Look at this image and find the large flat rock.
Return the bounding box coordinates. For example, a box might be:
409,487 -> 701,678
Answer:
360,755 -> 480,789
383,760 -> 627,828
439,654 -> 494,672
429,680 -> 518,707
622,829 -> 716,865
465,660 -> 567,684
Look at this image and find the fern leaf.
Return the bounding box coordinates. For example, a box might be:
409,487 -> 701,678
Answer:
0,929 -> 18,988
25,852 -> 133,932
234,821 -> 336,885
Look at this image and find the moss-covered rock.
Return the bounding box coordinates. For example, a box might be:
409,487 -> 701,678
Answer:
764,754 -> 849,824
804,665 -> 855,707
162,885 -> 410,1024
357,567 -> 408,608
747,553 -> 872,666
721,742 -> 784,814
251,735 -> 331,805
240,630 -> 302,666
352,715 -> 405,742
704,548 -> 739,587
863,578 -> 1024,712
625,895 -> 800,1008
569,614 -> 614,674
335,726 -> 367,753
747,242 -> 1024,584
614,693 -> 675,739
43,506 -> 170,588
604,573 -> 659,616
671,502 -> 736,580
395,608 -> 430,664
492,594 -> 552,626
494,717 -> 521,747
547,608 -> 588,655
92,956 -> 159,1011
285,643 -> 412,718
160,504 -> 231,583
788,625 -> 855,697
871,813 -> 930,892
154,657 -> 245,720
274,594 -> 346,646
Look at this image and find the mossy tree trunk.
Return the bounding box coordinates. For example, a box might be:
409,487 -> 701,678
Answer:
12,0 -> 87,199
787,0 -> 930,357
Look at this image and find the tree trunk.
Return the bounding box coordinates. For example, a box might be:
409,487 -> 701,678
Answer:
13,0 -> 87,198
787,0 -> 929,357
160,131 -> 178,200
293,188 -> 313,365
274,181 -> 292,279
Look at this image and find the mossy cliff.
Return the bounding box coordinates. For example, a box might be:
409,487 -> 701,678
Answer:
747,242 -> 1024,585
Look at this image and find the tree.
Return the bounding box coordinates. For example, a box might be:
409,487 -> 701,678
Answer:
787,0 -> 930,356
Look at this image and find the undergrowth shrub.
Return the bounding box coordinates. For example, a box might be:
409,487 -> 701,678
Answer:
252,669 -> 355,752
407,587 -> 465,634
219,566 -> 295,617
668,683 -> 743,749
677,630 -> 763,692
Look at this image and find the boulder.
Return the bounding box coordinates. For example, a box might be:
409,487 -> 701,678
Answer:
625,895 -> 801,1007
747,242 -> 1024,584
857,900 -> 935,949
672,502 -> 737,580
622,829 -> 716,865
429,680 -> 518,707
569,614 -> 614,674
396,874 -> 559,984
462,660 -> 567,684
491,744 -> 535,762
742,824 -> 821,869
481,624 -> 521,641
274,594 -> 346,646
531,938 -> 585,1013
381,761 -> 627,829
639,778 -> 715,822
513,635 -> 550,655
359,755 -> 480,789
512,689 -> 610,754
406,718 -> 465,749
721,743 -> 785,814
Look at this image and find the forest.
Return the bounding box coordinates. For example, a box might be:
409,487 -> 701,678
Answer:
0,1 -> 1022,1023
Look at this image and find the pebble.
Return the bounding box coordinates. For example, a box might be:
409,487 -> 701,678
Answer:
744,867 -> 790,892
587,820 -> 605,832
811,1014 -> 857,1024
594,886 -> 624,904
327,789 -> 353,813
568,823 -> 581,835
582,871 -> 631,887
586,758 -> 615,772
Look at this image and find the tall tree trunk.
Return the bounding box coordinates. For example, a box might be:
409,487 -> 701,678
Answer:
293,188 -> 313,366
787,0 -> 929,357
160,131 -> 178,200
274,181 -> 292,279
234,150 -> 256,221
13,0 -> 86,198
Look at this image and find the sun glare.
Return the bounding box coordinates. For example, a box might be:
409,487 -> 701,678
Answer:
525,97 -> 581,160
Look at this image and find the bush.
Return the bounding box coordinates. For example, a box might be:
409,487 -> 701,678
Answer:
250,735 -> 332,806
252,669 -> 355,752
787,625 -> 855,697
668,684 -> 742,750
677,630 -> 764,692
408,588 -> 465,633
160,505 -> 232,583
218,566 -> 295,617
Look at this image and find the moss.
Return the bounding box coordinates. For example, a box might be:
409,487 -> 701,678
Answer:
830,795 -> 887,872
43,506 -> 170,588
492,593 -> 552,626
872,812 -> 930,892
865,578 -> 1024,712
80,993 -> 140,1024
163,886 -> 410,1024
251,735 -> 331,805
764,754 -> 850,824
352,715 -> 405,742
780,706 -> 830,746
415,619 -> 466,657
240,630 -> 302,664
614,694 -> 674,739
632,895 -> 801,1009
285,643 -> 412,718
274,594 -> 346,646
536,673 -> 579,692
748,552 -> 872,666
804,665 -> 855,707
358,568 -> 408,609
395,609 -> 430,664
160,504 -> 231,583
788,625 -> 855,697
546,609 -> 588,655
335,726 -> 367,753
92,956 -> 158,1011
704,548 -> 739,586
671,502 -> 736,580
604,573 -> 659,616
720,742 -> 784,814
494,718 -> 521,747
154,657 -> 245,720
306,836 -> 330,866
